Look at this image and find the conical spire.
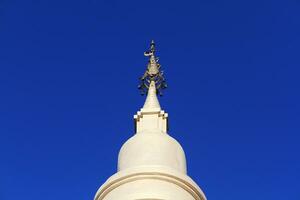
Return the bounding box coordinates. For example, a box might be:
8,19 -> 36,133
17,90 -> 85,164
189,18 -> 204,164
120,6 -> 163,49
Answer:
141,80 -> 161,112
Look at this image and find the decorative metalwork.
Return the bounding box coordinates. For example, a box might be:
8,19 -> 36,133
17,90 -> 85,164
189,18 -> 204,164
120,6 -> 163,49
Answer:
138,40 -> 167,96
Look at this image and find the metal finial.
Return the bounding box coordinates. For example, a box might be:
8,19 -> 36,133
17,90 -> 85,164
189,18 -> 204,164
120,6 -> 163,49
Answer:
138,41 -> 167,96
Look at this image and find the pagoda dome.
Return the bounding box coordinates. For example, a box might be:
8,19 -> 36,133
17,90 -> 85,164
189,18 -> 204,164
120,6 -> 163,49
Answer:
118,130 -> 187,173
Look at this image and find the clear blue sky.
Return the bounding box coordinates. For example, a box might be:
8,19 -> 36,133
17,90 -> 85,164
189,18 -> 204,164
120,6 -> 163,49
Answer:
0,0 -> 299,199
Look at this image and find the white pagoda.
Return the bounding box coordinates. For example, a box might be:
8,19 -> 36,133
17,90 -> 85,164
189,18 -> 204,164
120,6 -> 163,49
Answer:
94,41 -> 207,200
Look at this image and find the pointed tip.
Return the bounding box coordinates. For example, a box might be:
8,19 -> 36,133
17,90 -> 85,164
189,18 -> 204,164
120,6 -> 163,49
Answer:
141,81 -> 161,112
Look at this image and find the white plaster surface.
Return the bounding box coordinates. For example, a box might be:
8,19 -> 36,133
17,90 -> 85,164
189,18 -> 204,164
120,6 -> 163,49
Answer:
102,179 -> 195,200
118,131 -> 187,173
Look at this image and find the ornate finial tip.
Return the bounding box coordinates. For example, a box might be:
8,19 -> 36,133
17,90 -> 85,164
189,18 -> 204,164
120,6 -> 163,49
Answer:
138,41 -> 167,96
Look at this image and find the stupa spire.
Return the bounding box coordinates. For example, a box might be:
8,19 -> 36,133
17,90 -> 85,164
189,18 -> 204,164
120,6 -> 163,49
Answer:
141,80 -> 161,112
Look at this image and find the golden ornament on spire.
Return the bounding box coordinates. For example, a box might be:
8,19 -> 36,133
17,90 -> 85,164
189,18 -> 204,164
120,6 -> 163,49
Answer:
138,40 -> 167,96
